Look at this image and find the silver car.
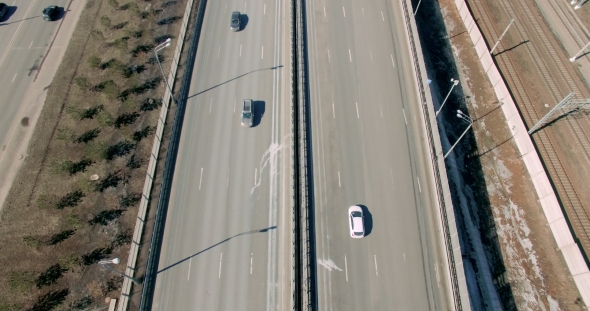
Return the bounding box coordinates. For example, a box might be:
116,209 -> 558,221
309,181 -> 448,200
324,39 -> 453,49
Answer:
348,205 -> 365,238
241,99 -> 253,127
230,11 -> 241,31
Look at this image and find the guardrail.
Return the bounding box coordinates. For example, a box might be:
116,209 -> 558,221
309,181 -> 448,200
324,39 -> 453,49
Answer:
117,0 -> 196,309
399,0 -> 471,310
291,0 -> 301,309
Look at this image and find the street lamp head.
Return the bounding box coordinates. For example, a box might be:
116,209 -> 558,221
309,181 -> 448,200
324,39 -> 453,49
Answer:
164,42 -> 171,48
112,258 -> 120,264
165,38 -> 171,43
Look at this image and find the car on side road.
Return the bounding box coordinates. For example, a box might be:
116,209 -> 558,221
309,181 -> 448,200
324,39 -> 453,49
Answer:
230,11 -> 241,31
42,5 -> 58,21
241,99 -> 253,127
348,205 -> 365,238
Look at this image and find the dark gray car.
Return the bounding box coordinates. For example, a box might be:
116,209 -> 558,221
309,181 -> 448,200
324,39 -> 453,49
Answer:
241,99 -> 253,127
230,11 -> 241,31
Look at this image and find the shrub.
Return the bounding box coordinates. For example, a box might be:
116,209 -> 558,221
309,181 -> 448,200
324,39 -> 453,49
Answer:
112,230 -> 132,248
70,296 -> 93,310
23,236 -> 44,248
80,105 -> 104,120
29,288 -> 69,311
105,141 -> 135,160
88,55 -> 101,68
84,142 -> 107,160
107,0 -> 119,8
68,158 -> 93,175
75,76 -> 90,89
56,190 -> 85,209
126,154 -> 141,169
90,29 -> 104,40
66,214 -> 84,230
113,37 -> 128,51
48,230 -> 75,245
140,98 -> 162,111
120,193 -> 141,208
96,110 -> 114,126
37,193 -> 57,210
8,271 -> 34,293
132,125 -> 155,142
102,80 -> 121,100
95,171 -> 124,191
100,16 -> 111,28
56,127 -> 74,141
36,264 -> 68,288
89,210 -> 124,226
74,128 -> 101,144
113,112 -> 140,128
125,28 -> 143,38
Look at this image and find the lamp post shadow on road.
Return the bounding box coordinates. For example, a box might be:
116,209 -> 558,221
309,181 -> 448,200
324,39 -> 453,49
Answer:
444,110 -> 473,159
98,258 -> 143,285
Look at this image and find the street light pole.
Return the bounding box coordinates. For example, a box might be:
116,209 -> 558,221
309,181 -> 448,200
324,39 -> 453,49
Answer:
444,110 -> 473,159
490,19 -> 514,54
414,0 -> 423,15
154,38 -> 177,104
98,258 -> 142,285
436,78 -> 460,117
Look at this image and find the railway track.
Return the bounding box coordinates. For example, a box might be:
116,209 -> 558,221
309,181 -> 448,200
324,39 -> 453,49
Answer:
466,0 -> 590,255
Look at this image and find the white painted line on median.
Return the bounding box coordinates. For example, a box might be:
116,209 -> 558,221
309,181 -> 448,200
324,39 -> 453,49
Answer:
349,49 -> 352,62
338,171 -> 341,187
356,102 -> 359,118
250,253 -> 253,274
328,49 -> 331,62
345,255 -> 348,282
370,49 -> 373,62
240,44 -> 242,57
187,258 -> 192,280
332,103 -> 335,118
28,41 -> 33,49
417,177 -> 422,193
261,46 -> 264,59
324,7 -> 326,17
11,73 -> 17,83
403,108 -> 407,124
210,98 -> 213,113
343,7 -> 345,17
255,168 -> 258,185
219,253 -> 223,278
391,54 -> 395,67
374,255 -> 379,276
199,167 -> 203,190
381,11 -> 384,21
380,104 -> 383,118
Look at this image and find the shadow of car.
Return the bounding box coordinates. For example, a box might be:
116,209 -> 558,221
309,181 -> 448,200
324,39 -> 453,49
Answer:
240,14 -> 249,30
0,3 -> 9,21
357,204 -> 372,236
252,100 -> 265,126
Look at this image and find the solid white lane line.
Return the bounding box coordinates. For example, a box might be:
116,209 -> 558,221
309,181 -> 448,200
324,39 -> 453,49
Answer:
264,3 -> 266,14
349,49 -> 352,62
261,46 -> 264,59
255,168 -> 258,185
356,102 -> 359,118
328,50 -> 331,62
28,41 -> 33,49
374,255 -> 379,276
370,49 -> 373,62
391,54 -> 395,67
381,11 -> 384,21
345,256 -> 348,282
324,7 -> 326,17
0,0 -> 36,67
250,253 -> 254,274
332,103 -> 335,119
379,105 -> 383,118
218,45 -> 220,58
240,44 -> 242,57
209,98 -> 213,113
417,177 -> 422,193
343,7 -> 345,17
11,73 -> 17,83
338,171 -> 341,187
403,108 -> 407,124
187,258 -> 192,280
234,97 -> 236,113
199,167 -> 203,190
219,253 -> 223,278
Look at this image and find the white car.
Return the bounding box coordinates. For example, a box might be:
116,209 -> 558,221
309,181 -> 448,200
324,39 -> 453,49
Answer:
348,205 -> 365,238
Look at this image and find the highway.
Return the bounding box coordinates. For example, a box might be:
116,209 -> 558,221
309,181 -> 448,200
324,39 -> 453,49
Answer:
306,0 -> 453,309
0,0 -> 81,209
151,0 -> 294,310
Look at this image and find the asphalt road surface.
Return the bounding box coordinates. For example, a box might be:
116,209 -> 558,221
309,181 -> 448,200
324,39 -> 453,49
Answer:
306,0 -> 454,309
0,0 -> 83,209
151,0 -> 293,310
